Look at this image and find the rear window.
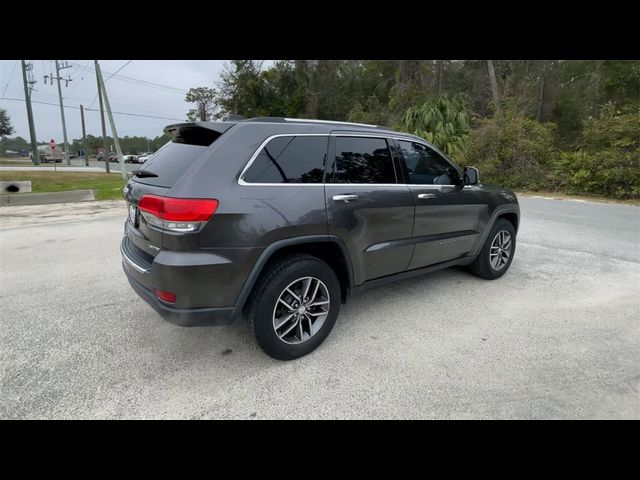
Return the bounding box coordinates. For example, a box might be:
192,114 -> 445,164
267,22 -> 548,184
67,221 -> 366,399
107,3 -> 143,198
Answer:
133,127 -> 221,187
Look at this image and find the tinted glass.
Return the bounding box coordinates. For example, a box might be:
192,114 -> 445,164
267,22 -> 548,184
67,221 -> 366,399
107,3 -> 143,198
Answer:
332,137 -> 396,184
399,140 -> 458,185
135,141 -> 207,187
243,136 -> 328,183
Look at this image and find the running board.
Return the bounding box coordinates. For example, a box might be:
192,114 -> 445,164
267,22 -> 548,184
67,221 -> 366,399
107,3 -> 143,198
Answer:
348,256 -> 475,298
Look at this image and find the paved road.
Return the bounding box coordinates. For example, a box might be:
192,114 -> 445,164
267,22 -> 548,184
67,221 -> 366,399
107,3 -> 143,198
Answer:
1,197 -> 638,419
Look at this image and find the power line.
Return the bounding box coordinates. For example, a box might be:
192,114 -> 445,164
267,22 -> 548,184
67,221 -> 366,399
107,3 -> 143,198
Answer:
101,70 -> 187,92
65,60 -> 92,96
71,62 -> 187,94
87,60 -> 132,109
31,89 -> 60,99
1,96 -> 185,122
30,89 -> 186,113
2,60 -> 19,97
106,60 -> 132,81
104,100 -> 187,113
100,74 -> 187,93
67,61 -> 84,79
85,107 -> 183,121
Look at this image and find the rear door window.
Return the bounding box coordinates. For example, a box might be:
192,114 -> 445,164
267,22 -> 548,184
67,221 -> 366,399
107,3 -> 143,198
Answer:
242,136 -> 328,184
329,136 -> 396,184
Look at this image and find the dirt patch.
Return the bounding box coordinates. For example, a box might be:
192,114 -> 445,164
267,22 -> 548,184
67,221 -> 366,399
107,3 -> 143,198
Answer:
0,200 -> 126,229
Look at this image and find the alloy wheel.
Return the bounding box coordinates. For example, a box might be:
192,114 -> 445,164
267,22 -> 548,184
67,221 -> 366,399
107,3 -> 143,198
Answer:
272,276 -> 330,345
489,230 -> 512,271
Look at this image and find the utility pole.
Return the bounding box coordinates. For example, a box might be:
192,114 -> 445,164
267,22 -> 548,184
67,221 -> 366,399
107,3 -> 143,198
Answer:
45,61 -> 73,165
80,105 -> 89,167
56,61 -> 71,165
21,60 -> 40,165
95,60 -> 110,173
95,61 -> 128,180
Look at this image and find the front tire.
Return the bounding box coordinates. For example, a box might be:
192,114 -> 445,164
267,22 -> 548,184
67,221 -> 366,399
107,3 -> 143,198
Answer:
244,254 -> 341,360
468,219 -> 516,280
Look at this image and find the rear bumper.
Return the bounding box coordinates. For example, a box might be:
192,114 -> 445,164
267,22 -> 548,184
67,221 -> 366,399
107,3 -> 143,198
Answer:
122,221 -> 263,308
123,263 -> 238,326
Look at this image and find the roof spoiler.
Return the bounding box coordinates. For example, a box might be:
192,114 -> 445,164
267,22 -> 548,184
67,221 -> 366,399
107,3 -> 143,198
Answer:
164,121 -> 237,136
163,122 -> 237,146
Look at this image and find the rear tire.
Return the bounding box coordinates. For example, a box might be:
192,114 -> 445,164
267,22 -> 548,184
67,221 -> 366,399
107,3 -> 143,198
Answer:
468,219 -> 516,280
244,254 -> 341,360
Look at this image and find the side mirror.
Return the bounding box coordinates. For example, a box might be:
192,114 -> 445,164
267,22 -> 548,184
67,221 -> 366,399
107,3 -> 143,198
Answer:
464,166 -> 479,185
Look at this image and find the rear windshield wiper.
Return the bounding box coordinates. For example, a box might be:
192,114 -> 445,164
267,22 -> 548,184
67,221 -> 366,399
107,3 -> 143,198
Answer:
132,170 -> 159,178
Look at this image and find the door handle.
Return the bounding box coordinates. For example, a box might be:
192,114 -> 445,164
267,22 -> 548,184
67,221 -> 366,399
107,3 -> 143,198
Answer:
333,194 -> 359,203
417,193 -> 436,199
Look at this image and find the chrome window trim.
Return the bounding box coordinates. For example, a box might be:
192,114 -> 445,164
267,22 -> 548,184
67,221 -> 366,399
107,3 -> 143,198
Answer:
237,133 -> 457,188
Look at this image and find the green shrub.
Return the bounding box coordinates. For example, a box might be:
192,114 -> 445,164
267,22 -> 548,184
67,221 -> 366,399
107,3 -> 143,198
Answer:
401,95 -> 470,158
553,104 -> 640,199
463,103 -> 557,190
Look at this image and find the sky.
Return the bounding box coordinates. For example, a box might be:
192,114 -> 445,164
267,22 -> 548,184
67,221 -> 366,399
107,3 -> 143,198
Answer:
0,60 -> 230,142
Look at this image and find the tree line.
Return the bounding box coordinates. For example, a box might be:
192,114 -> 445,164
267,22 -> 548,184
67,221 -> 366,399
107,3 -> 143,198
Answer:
186,60 -> 639,199
0,131 -> 168,156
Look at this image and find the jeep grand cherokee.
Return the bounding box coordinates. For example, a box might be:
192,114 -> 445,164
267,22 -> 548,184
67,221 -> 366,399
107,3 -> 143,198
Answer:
121,117 -> 520,360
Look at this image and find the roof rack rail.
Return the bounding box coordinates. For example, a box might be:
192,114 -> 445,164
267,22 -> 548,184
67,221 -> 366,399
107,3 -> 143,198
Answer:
241,116 -> 383,128
283,118 -> 381,128
242,117 -> 286,123
222,113 -> 245,121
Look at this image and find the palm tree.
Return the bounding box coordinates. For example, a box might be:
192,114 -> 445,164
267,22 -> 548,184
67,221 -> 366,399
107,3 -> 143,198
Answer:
401,95 -> 470,158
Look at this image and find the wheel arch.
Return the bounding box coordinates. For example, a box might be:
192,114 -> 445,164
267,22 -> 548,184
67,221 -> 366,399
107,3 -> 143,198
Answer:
235,235 -> 354,309
497,211 -> 519,232
470,205 -> 520,257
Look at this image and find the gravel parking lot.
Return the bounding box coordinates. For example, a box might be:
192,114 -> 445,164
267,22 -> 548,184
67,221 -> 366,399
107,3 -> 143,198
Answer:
0,196 -> 638,419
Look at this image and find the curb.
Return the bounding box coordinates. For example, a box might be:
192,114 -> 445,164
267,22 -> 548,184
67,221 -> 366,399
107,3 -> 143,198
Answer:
0,189 -> 96,206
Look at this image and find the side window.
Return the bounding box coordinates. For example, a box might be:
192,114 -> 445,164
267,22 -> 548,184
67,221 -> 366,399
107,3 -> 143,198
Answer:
331,137 -> 396,184
398,140 -> 458,185
243,136 -> 328,183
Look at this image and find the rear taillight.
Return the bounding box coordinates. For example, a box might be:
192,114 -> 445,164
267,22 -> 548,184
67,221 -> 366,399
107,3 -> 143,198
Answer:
138,195 -> 218,233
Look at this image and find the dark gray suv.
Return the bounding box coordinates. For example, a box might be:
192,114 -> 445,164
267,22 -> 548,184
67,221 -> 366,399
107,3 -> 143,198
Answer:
121,117 -> 520,360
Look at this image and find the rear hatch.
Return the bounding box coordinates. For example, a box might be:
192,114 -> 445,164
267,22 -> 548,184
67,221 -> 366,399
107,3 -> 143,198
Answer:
123,122 -> 234,259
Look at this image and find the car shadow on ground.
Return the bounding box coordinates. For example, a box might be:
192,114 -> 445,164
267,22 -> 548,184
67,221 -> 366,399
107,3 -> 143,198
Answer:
142,265 -> 490,366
